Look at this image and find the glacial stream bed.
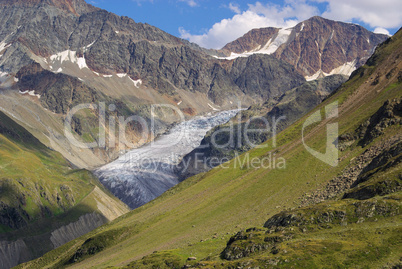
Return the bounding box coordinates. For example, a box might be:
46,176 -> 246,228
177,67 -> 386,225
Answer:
95,110 -> 239,209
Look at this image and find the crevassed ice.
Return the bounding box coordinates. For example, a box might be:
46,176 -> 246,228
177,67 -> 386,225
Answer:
95,109 -> 239,208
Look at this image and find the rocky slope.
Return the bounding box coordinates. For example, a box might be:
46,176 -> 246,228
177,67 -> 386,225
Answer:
203,103 -> 402,268
220,16 -> 388,80
176,74 -> 348,179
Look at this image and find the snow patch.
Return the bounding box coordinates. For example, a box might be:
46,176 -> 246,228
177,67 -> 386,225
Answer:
19,90 -> 41,98
329,30 -> 334,40
305,70 -> 323,81
0,40 -> 11,52
213,52 -> 248,60
103,74 -> 113,78
93,71 -> 100,76
300,22 -> 305,32
0,71 -> 9,83
259,28 -> 292,55
215,28 -> 292,60
323,60 -> 357,77
177,101 -> 182,105
13,77 -> 18,82
49,50 -> 89,70
128,77 -> 142,88
208,103 -> 220,111
86,41 -> 96,49
115,31 -> 119,34
76,57 -> 87,69
305,60 -> 357,81
116,73 -> 127,78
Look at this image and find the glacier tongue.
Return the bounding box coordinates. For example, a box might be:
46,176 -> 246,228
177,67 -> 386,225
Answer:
95,110 -> 239,209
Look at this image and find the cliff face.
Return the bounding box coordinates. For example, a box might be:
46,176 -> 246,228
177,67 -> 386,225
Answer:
221,16 -> 388,79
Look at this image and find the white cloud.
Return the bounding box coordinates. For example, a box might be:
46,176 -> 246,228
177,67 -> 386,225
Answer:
180,1 -> 318,49
248,1 -> 319,22
179,0 -> 401,49
374,27 -> 390,36
178,0 -> 198,7
228,3 -> 241,14
313,0 -> 402,29
132,0 -> 154,5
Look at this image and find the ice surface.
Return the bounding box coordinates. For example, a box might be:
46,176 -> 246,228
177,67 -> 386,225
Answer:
95,110 -> 239,209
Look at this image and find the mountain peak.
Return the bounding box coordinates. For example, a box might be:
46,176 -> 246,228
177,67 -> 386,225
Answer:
219,16 -> 388,79
0,0 -> 96,15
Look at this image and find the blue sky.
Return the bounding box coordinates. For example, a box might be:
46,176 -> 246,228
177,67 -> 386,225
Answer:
89,0 -> 402,49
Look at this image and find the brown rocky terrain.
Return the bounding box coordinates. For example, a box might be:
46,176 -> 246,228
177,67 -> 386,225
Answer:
220,16 -> 388,79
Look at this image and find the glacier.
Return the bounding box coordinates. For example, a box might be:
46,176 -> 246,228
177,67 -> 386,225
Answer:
95,110 -> 239,209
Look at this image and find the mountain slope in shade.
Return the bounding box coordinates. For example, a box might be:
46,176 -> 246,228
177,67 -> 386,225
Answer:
0,109 -> 129,268
220,16 -> 388,80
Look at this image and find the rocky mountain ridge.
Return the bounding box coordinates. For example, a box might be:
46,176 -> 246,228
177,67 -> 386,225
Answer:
0,0 -> 311,169
219,16 -> 388,80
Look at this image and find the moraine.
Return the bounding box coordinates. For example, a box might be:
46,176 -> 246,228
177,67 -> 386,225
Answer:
95,110 -> 239,209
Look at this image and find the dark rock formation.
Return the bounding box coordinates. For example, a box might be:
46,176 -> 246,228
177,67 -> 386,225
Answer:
357,98 -> 402,146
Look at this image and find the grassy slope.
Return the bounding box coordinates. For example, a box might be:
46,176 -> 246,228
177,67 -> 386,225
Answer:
0,111 -> 128,245
19,30 -> 402,268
